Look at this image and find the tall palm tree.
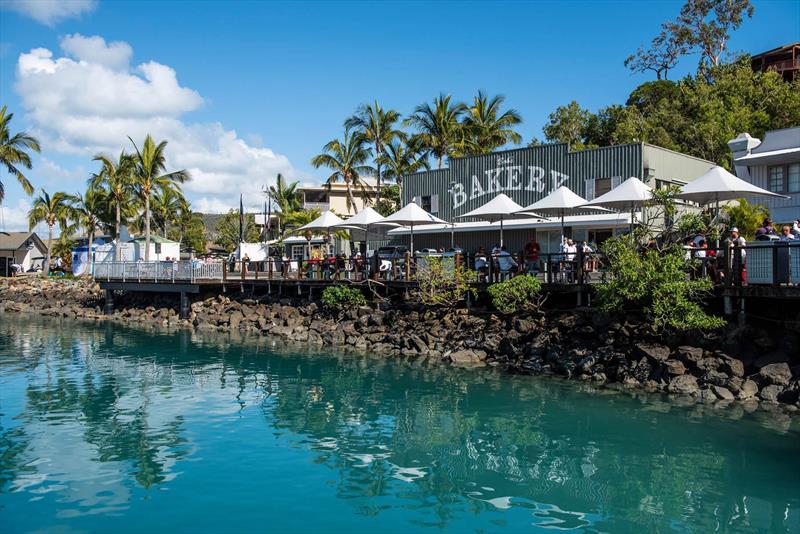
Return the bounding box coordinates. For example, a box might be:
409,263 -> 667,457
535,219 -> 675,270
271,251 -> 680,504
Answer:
28,189 -> 70,274
128,135 -> 189,261
0,105 -> 40,203
311,128 -> 374,215
66,187 -> 106,274
91,151 -> 135,261
379,138 -> 430,201
267,173 -> 302,232
345,101 -> 401,204
462,91 -> 522,154
404,94 -> 466,169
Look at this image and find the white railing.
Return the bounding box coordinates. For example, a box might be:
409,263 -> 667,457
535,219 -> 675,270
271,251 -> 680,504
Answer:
93,261 -> 224,282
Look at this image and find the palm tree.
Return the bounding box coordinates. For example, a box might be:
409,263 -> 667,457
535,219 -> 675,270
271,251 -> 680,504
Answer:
311,128 -> 374,215
150,186 -> 186,238
128,135 -> 189,261
0,105 -> 40,203
91,151 -> 135,261
28,189 -> 70,274
404,94 -> 466,169
462,91 -> 522,154
345,101 -> 401,204
379,138 -> 430,201
66,187 -> 106,275
267,173 -> 302,233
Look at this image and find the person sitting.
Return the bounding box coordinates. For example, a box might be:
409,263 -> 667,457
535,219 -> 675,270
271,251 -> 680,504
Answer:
755,217 -> 776,240
474,246 -> 489,282
793,219 -> 800,239
496,245 -> 518,279
779,225 -> 796,241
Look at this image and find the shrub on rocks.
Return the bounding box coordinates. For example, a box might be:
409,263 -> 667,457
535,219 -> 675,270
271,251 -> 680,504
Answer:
320,285 -> 366,312
487,275 -> 543,315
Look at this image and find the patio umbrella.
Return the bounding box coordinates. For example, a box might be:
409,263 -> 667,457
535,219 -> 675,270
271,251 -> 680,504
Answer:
331,206 -> 389,254
457,193 -> 543,248
375,202 -> 448,254
516,186 -> 609,246
296,210 -> 345,258
580,177 -> 653,235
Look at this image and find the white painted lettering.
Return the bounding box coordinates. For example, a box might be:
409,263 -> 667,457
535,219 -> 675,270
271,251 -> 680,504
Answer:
526,166 -> 546,192
451,183 -> 468,209
469,175 -> 485,199
550,170 -> 570,190
505,165 -> 523,190
485,168 -> 504,194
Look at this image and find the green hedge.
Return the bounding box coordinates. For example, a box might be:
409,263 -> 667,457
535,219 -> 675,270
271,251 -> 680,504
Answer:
321,285 -> 366,311
487,275 -> 543,315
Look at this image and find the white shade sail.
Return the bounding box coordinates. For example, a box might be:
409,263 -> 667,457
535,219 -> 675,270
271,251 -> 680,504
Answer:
331,206 -> 386,230
517,186 -> 609,246
296,210 -> 345,232
374,202 -> 448,253
457,193 -> 532,222
678,165 -> 789,205
581,177 -> 653,209
376,202 -> 448,226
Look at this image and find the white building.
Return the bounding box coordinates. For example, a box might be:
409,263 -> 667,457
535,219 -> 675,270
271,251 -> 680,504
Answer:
0,232 -> 48,275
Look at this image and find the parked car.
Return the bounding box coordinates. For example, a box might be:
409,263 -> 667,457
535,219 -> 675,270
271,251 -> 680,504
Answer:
376,246 -> 409,261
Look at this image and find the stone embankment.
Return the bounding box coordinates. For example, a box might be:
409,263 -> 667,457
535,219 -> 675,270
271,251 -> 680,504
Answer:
2,277 -> 799,411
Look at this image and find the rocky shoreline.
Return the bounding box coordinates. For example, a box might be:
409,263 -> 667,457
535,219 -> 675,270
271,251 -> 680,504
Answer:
2,277 -> 799,413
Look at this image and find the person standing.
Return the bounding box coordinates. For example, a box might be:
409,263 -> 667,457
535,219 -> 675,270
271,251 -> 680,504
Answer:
524,238 -> 541,274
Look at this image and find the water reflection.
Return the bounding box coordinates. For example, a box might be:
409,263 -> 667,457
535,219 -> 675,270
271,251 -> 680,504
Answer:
0,315 -> 798,532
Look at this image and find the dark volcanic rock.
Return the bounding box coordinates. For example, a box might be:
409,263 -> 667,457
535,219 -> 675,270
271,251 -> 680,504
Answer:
758,363 -> 792,386
635,343 -> 670,362
668,375 -> 699,396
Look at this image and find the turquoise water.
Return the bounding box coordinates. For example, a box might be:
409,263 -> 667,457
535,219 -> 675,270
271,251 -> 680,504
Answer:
1,317 -> 798,533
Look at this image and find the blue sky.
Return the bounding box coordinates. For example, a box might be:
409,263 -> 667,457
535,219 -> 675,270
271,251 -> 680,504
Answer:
0,0 -> 798,231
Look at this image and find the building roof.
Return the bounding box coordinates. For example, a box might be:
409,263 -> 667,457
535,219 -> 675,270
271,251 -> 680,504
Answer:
387,213 -> 632,236
752,42 -> 800,60
734,127 -> 800,165
129,235 -> 179,244
0,231 -> 47,252
299,177 -> 378,192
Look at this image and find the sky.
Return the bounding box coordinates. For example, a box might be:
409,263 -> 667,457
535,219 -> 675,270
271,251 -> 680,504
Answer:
0,0 -> 798,232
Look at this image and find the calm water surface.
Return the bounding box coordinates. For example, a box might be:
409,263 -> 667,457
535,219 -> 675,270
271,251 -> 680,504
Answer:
1,316 -> 798,533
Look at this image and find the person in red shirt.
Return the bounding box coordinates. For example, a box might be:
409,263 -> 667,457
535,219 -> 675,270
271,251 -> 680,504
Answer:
524,238 -> 541,273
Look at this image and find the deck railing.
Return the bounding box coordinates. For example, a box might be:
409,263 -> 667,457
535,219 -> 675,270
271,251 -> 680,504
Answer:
91,242 -> 800,287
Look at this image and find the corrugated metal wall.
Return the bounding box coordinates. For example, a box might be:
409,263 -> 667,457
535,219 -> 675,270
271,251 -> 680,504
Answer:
402,143 -> 644,222
642,144 -> 715,184
744,165 -> 799,222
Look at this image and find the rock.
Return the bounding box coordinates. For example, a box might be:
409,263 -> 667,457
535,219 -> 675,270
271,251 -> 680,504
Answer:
737,379 -> 759,400
711,385 -> 735,401
229,310 -> 244,329
635,343 -> 670,362
696,357 -> 720,373
719,356 -> 744,378
668,375 -> 699,396
449,349 -> 487,368
759,384 -> 782,403
699,387 -> 717,403
758,363 -> 792,386
676,346 -> 704,364
664,359 -> 686,376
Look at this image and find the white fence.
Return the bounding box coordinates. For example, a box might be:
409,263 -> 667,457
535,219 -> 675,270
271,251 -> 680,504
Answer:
93,261 -> 223,282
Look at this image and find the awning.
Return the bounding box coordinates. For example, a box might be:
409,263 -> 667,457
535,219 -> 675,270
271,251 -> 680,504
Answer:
387,213 -> 631,236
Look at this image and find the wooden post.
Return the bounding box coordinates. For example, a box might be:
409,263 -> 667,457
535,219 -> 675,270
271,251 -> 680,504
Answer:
268,258 -> 273,280
223,260 -> 227,282
405,251 -> 411,281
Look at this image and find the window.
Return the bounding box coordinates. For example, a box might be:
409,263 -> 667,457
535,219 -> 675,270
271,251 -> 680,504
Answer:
595,178 -> 612,197
291,245 -> 305,261
768,166 -> 784,192
789,163 -> 800,193
421,195 -> 432,213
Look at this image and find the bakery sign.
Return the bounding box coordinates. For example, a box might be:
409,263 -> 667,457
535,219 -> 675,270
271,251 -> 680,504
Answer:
449,155 -> 570,209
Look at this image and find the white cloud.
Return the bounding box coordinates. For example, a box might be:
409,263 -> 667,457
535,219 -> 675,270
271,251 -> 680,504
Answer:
14,34 -> 298,213
2,0 -> 97,27
0,198 -> 32,232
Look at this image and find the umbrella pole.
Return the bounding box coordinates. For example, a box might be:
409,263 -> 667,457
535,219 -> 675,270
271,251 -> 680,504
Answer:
410,222 -> 414,257
561,212 -> 565,248
715,197 -> 720,249
500,217 -> 504,248
630,204 -> 635,238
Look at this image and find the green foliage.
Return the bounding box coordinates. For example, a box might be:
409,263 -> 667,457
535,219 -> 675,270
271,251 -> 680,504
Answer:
723,198 -> 769,240
213,210 -> 260,252
321,285 -> 366,311
415,257 -> 476,308
375,184 -> 400,216
596,237 -> 725,331
461,91 -> 522,155
403,93 -> 466,169
0,105 -> 40,203
487,275 -> 543,315
543,101 -> 593,149
168,211 -> 206,253
311,128 -> 375,213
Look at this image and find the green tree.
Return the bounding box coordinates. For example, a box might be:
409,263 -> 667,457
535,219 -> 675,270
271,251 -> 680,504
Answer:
487,275 -> 543,315
625,29 -> 686,80
311,128 -> 374,214
168,210 -> 206,253
542,101 -> 593,149
27,189 -> 70,274
404,94 -> 466,169
150,186 -> 187,238
414,257 -> 476,308
665,0 -> 754,67
375,184 -> 400,216
128,135 -> 190,261
0,105 -> 40,203
723,198 -> 768,239
267,173 -> 302,235
66,187 -> 106,274
596,237 -> 724,331
91,151 -> 136,261
461,91 -> 522,155
378,138 -> 430,201
345,101 -> 401,203
213,209 -> 260,252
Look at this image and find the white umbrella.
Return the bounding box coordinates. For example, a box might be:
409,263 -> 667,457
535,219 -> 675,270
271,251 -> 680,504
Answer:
678,165 -> 788,205
375,202 -> 448,254
457,193 -> 542,247
331,206 -> 388,254
581,177 -> 653,235
296,210 -> 344,259
517,186 -> 609,246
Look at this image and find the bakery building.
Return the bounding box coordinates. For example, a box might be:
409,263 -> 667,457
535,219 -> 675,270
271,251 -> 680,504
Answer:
393,142 -> 715,253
